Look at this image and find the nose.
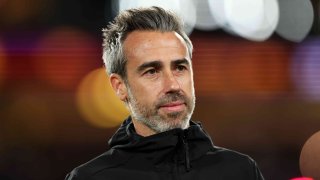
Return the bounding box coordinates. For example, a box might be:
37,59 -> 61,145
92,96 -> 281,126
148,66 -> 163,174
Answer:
163,71 -> 181,93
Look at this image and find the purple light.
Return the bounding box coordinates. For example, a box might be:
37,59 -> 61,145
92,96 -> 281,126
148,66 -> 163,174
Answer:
291,37 -> 320,100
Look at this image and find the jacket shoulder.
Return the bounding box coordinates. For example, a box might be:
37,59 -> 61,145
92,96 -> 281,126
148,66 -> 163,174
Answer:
65,148 -> 131,180
204,146 -> 264,180
208,146 -> 254,162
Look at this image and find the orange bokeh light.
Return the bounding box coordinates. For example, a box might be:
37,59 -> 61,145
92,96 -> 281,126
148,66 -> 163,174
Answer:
76,68 -> 129,128
0,0 -> 53,26
193,37 -> 291,97
33,27 -> 100,91
3,90 -> 55,144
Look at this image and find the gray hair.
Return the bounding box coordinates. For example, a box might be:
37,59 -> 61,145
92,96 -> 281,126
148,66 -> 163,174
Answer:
102,6 -> 193,79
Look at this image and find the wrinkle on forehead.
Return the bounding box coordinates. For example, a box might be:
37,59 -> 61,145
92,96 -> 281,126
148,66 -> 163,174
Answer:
123,31 -> 188,59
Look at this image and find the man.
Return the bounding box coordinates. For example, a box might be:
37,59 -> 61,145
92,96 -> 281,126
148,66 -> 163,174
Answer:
66,6 -> 264,180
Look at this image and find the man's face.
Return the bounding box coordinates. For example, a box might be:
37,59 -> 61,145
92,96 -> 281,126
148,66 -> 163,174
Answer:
123,31 -> 195,133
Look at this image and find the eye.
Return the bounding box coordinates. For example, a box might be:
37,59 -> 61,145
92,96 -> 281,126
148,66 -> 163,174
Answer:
176,65 -> 187,72
144,68 -> 158,75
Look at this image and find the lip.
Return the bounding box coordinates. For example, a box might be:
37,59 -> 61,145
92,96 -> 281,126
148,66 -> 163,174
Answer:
159,101 -> 185,112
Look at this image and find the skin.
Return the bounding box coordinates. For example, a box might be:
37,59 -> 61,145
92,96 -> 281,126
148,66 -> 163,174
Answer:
110,31 -> 195,137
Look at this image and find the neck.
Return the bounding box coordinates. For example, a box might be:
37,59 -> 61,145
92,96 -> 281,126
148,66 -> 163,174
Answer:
131,118 -> 157,137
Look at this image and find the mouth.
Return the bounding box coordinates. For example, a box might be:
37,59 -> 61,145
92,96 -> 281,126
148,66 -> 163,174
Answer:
159,101 -> 186,112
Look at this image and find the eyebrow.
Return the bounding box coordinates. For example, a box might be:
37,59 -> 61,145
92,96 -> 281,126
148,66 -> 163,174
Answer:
136,61 -> 162,73
171,59 -> 190,67
136,58 -> 190,73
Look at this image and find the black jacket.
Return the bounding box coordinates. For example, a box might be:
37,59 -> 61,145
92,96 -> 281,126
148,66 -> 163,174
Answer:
66,117 -> 264,180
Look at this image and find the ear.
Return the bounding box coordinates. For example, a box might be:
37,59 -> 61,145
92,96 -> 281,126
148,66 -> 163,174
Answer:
109,73 -> 128,101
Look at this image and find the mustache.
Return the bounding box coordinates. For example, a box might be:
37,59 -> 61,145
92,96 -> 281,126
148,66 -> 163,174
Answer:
155,92 -> 188,108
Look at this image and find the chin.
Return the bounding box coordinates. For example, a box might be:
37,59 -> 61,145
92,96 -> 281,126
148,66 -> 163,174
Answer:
164,115 -> 190,130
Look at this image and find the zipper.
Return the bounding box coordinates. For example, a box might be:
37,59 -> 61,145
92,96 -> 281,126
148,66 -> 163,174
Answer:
182,132 -> 191,172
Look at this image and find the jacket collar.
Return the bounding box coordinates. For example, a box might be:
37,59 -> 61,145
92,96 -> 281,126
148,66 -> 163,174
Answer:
108,117 -> 214,164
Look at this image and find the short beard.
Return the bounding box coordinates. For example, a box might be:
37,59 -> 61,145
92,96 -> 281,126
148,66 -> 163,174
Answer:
126,84 -> 195,133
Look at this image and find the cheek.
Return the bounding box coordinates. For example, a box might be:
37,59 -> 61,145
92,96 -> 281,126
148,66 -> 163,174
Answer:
179,75 -> 194,92
132,82 -> 160,102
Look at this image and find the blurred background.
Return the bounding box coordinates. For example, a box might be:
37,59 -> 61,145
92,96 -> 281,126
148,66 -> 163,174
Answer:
1,0 -> 320,179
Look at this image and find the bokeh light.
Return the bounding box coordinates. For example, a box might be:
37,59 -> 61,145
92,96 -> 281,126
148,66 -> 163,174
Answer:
111,0 -> 316,42
223,40 -> 289,95
208,0 -> 228,29
290,178 -> 314,180
0,0 -> 7,8
300,130 -> 320,179
33,27 -> 100,91
193,0 -> 219,31
227,0 -> 279,41
211,0 -> 279,41
291,37 -> 320,100
3,89 -> 55,144
193,37 -> 290,97
0,0 -> 53,27
0,38 -> 7,88
117,0 -> 196,35
76,68 -> 129,128
276,0 -> 314,42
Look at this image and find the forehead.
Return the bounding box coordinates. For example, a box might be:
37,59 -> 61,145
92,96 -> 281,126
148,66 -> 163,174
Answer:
123,30 -> 189,61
